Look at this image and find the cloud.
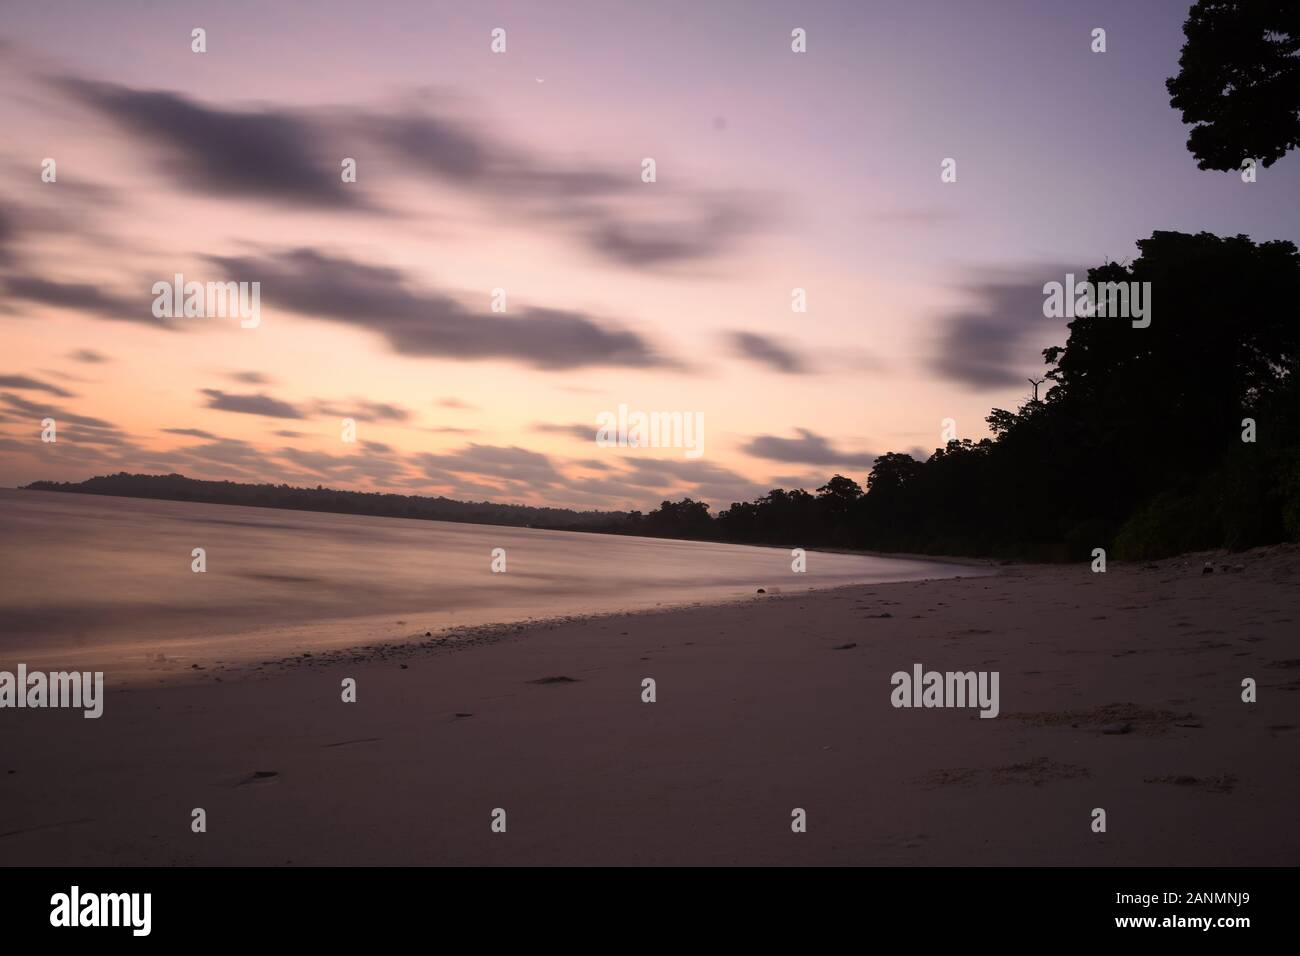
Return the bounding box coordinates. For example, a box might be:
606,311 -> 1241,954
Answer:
229,370 -> 272,385
2,275 -> 165,327
365,111 -> 607,194
0,392 -> 135,448
929,267 -> 1072,389
313,398 -> 412,423
769,473 -> 832,490
162,427 -> 219,439
53,75 -> 767,269
366,109 -> 766,269
0,206 -> 14,262
1,391 -> 113,429
276,445 -> 409,483
741,428 -> 877,467
614,458 -> 769,508
412,443 -> 563,489
437,397 -> 477,410
208,247 -> 671,370
59,78 -> 363,209
726,331 -> 813,374
0,374 -> 74,397
177,437 -> 278,476
585,200 -> 763,270
200,388 -> 305,419
67,349 -> 110,363
533,422 -> 596,441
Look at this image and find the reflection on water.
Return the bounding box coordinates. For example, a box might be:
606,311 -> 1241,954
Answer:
0,489 -> 978,671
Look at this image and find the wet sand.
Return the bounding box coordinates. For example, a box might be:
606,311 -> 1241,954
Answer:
1,545 -> 1297,865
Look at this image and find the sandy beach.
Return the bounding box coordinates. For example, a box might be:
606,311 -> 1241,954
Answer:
2,544 -> 1296,867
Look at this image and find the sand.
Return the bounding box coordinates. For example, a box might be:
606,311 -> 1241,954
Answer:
1,545 -> 1297,866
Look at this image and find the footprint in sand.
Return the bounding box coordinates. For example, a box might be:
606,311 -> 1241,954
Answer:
1004,703 -> 1196,735
1144,774 -> 1237,794
916,758 -> 1090,789
225,770 -> 280,789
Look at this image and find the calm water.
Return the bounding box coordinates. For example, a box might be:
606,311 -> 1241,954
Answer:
0,489 -> 978,676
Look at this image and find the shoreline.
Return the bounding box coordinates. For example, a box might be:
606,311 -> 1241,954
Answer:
1,542 -> 1295,865
7,485 -> 1012,569
2,485 -> 990,685
2,569 -> 991,689
135,570 -> 998,689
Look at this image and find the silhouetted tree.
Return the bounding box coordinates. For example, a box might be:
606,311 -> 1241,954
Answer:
642,498 -> 712,538
1167,0 -> 1300,170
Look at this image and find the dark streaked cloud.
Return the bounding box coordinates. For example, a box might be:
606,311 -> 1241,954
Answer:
614,458 -> 769,508
742,428 -> 877,467
585,200 -> 764,270
51,75 -> 766,269
209,248 -> 671,370
0,392 -> 135,449
228,370 -> 272,385
313,398 -> 412,423
412,443 -> 562,488
726,331 -> 813,374
2,275 -> 164,327
0,391 -> 114,429
67,349 -> 110,363
200,388 -> 305,419
366,110 -> 765,269
769,473 -> 833,490
276,445 -> 409,483
0,374 -> 74,397
179,437 -> 276,473
929,267 -> 1072,389
59,78 -> 362,209
0,205 -> 14,262
162,427 -> 219,439
533,422 -> 596,441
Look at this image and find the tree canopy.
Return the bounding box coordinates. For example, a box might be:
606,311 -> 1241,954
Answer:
1167,0 -> 1300,170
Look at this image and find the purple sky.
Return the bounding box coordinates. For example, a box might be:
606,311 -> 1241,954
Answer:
1,0 -> 1297,510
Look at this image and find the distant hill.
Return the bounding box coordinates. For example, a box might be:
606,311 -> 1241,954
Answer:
21,472 -> 643,533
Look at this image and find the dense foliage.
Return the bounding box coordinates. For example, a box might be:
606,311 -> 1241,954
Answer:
629,232 -> 1300,561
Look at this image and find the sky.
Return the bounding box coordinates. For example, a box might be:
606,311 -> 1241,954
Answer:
1,0 -> 1297,511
